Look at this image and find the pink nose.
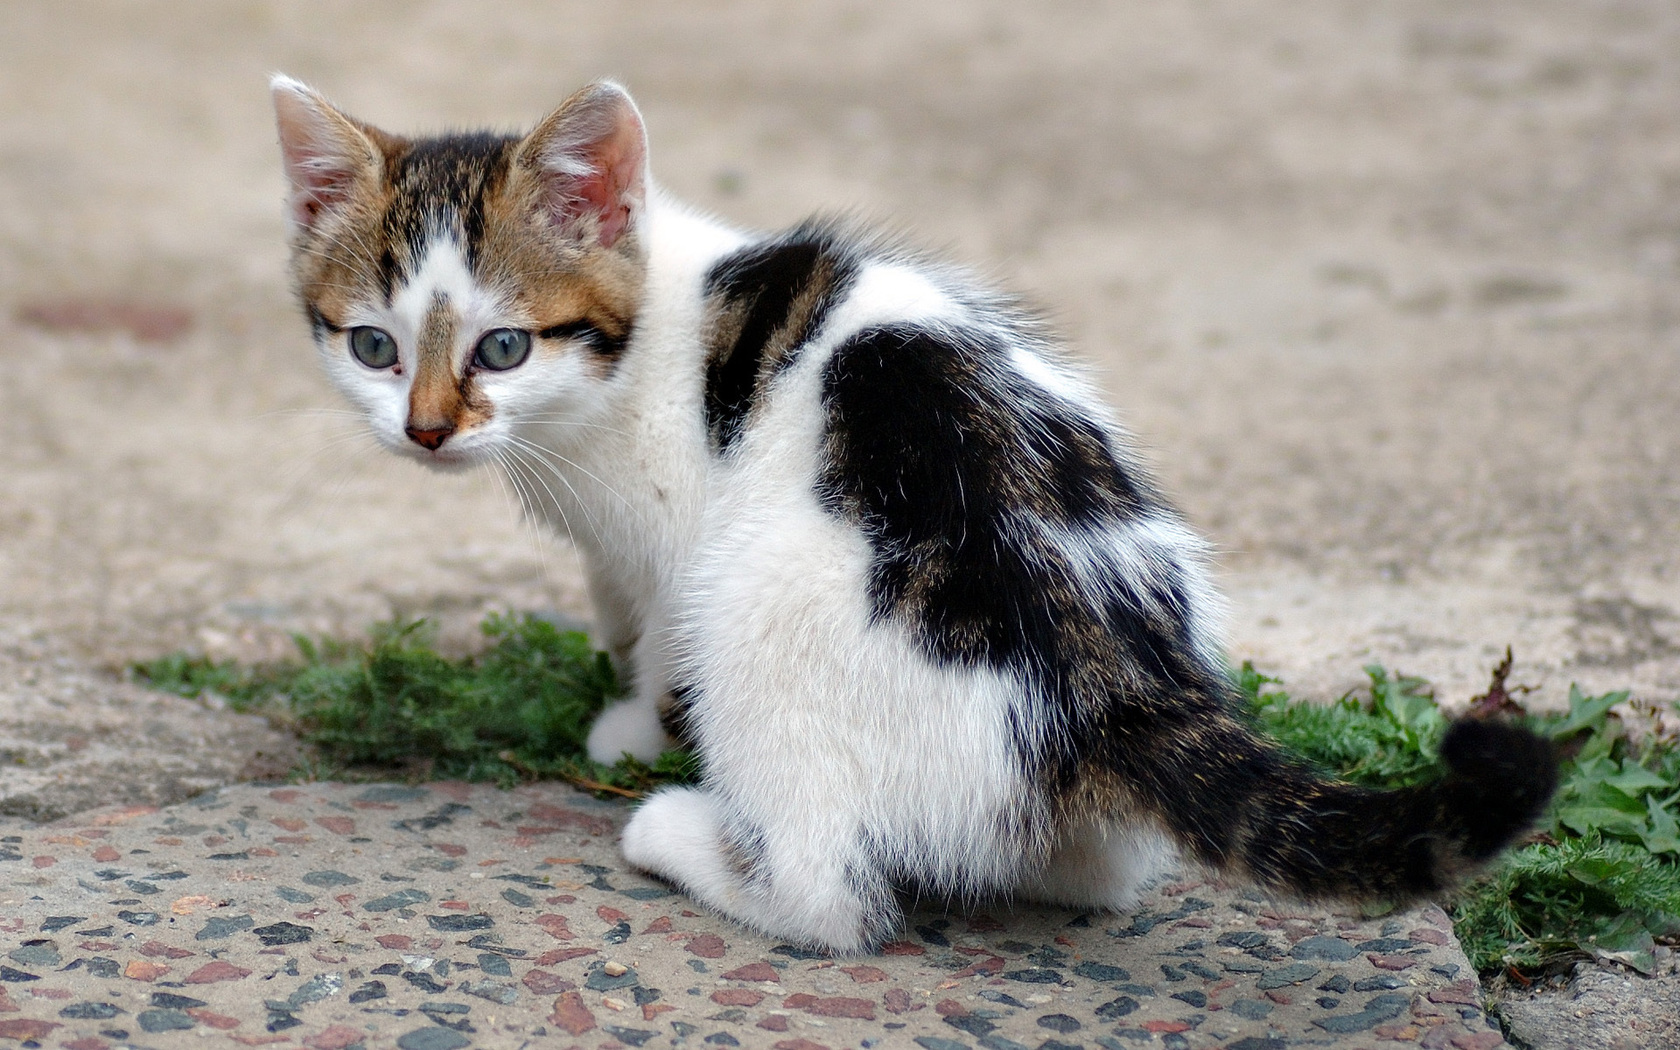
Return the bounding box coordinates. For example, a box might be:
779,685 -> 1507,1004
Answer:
405,423 -> 455,450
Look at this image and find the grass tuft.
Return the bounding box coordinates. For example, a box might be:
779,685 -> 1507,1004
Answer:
133,613 -> 696,796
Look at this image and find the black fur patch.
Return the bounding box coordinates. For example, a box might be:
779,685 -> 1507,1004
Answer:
539,320 -> 629,358
817,323 -> 1160,677
702,225 -> 856,452
377,132 -> 518,299
817,321 -> 1556,903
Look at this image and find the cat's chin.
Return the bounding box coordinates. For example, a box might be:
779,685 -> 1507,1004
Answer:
399,445 -> 482,474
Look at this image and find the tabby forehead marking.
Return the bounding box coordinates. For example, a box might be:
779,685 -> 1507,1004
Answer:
377,131 -> 518,295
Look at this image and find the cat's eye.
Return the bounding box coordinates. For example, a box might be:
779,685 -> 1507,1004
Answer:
474,328 -> 532,371
349,326 -> 398,369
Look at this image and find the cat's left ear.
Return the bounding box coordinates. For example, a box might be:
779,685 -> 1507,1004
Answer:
517,82 -> 648,250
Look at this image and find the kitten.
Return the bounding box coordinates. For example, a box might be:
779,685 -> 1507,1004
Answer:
272,77 -> 1557,952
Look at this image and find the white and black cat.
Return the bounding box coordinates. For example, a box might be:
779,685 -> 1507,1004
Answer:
272,77 -> 1556,952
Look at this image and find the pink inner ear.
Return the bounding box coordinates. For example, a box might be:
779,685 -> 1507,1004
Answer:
286,157 -> 358,227
534,93 -> 646,249
549,166 -> 633,249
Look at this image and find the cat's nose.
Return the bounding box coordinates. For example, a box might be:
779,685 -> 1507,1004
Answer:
405,422 -> 456,450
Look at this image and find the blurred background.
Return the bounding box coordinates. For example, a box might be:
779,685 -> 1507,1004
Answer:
4,0 -> 1680,721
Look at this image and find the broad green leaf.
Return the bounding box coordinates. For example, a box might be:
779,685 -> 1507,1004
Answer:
1556,803 -> 1649,838
1566,856 -> 1621,885
1586,912 -> 1657,975
1604,761 -> 1674,798
1548,686 -> 1630,739
1640,795 -> 1680,856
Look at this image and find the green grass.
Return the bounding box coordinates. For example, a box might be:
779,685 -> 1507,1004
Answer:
132,613 -> 698,796
1240,663 -> 1680,976
136,616 -> 1680,976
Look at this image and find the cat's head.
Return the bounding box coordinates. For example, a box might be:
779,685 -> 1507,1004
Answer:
271,77 -> 648,467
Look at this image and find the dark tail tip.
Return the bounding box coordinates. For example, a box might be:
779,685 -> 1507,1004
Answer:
1436,718 -> 1559,862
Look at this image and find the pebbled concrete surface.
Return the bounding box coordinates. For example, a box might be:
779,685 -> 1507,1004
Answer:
0,782 -> 1512,1050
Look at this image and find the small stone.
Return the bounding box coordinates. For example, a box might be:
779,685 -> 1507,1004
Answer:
478,953 -> 512,977
1070,960 -> 1130,982
301,870 -> 360,887
1357,937 -> 1416,953
288,973 -> 342,1007
252,922 -> 313,945
396,1026 -> 471,1050
365,889 -> 430,912
1230,999 -> 1273,1020
1095,996 -> 1139,1019
402,971 -> 448,994
150,993 -> 207,1010
522,969 -> 574,995
603,961 -> 629,976
425,913 -> 491,931
1292,936 -> 1360,961
1002,967 -> 1063,984
0,1019 -> 59,1041
1313,992 -> 1411,1034
1037,1013 -> 1081,1032
1257,962 -> 1319,989
136,1008 -> 194,1032
196,915 -> 254,941
123,960 -> 170,981
1355,975 -> 1407,991
1427,980 -> 1481,1006
722,962 -> 780,982
549,990 -> 597,1035
59,1002 -> 122,1020
686,934 -> 727,958
348,980 -> 387,1003
1319,974 -> 1352,993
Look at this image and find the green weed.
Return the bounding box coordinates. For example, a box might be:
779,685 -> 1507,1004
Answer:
133,613 -> 696,796
1238,662 -> 1680,975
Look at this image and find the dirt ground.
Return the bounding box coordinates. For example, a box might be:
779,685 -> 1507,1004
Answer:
4,1 -> 1680,795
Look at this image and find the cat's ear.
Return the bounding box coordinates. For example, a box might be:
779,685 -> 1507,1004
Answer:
517,81 -> 648,250
270,75 -> 386,237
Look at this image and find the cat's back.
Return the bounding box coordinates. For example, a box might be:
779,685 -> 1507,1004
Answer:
680,216 -> 1222,699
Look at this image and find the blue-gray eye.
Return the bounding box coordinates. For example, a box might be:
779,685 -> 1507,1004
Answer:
349,326 -> 397,369
474,328 -> 532,371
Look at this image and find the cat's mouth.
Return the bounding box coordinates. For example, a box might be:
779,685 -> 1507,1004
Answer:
398,437 -> 480,473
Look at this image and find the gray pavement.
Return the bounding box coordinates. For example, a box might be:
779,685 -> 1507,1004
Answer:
2,781 -> 1507,1050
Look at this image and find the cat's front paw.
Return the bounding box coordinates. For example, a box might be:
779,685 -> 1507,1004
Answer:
586,698 -> 669,764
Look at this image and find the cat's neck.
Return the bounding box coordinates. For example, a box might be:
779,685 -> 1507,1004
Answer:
515,188 -> 744,588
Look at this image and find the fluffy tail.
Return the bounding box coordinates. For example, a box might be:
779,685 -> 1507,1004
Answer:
1127,709 -> 1558,903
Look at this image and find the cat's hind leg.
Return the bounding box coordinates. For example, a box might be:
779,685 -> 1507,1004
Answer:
621,785 -> 897,953
1015,819 -> 1179,912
